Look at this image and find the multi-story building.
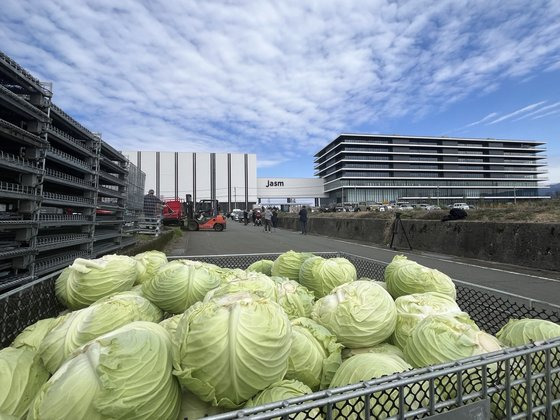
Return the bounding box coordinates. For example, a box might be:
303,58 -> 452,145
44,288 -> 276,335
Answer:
315,134 -> 549,204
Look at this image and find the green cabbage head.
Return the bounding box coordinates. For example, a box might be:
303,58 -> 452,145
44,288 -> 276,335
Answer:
177,390 -> 225,420
312,280 -> 397,348
172,291 -> 292,409
329,352 -> 418,419
246,259 -> 274,276
55,255 -> 137,309
299,256 -> 357,298
134,250 -> 168,284
404,313 -> 502,368
271,250 -> 315,281
204,271 -> 277,301
0,347 -> 49,418
11,317 -> 67,352
384,255 -> 456,300
359,278 -> 387,290
245,380 -> 320,419
496,318 -> 560,346
392,292 -> 461,350
28,322 -> 181,420
274,277 -> 315,319
285,317 -> 342,390
38,293 -> 163,374
142,260 -> 221,313
159,314 -> 183,338
342,342 -> 405,361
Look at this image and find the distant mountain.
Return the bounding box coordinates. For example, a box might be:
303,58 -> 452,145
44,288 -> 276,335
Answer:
549,183 -> 560,197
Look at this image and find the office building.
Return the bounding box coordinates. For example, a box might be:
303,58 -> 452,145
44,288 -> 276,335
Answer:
315,134 -> 549,204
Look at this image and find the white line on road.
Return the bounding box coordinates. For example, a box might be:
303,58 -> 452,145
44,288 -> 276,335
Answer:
331,238 -> 560,284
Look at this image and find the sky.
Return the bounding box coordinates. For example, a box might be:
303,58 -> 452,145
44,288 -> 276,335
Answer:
1,0 -> 559,184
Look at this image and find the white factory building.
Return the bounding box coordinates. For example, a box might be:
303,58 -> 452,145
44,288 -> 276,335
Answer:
123,151 -> 326,211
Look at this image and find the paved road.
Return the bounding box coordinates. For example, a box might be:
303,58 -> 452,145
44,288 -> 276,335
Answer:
166,220 -> 560,306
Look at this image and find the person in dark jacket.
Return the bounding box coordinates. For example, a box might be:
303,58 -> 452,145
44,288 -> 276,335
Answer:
271,208 -> 278,230
143,189 -> 163,217
298,206 -> 308,235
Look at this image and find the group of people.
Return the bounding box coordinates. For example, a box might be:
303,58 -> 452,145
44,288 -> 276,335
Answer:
242,207 -> 278,232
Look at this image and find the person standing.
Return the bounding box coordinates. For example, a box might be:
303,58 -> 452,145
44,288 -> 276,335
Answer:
271,208 -> 278,231
143,189 -> 163,218
298,205 -> 308,235
264,207 -> 273,232
243,209 -> 248,225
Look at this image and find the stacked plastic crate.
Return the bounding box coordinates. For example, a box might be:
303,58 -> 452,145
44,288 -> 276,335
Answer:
94,141 -> 129,256
0,52 -> 50,290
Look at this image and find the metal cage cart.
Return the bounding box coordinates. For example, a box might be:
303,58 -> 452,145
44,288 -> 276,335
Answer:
1,252 -> 559,419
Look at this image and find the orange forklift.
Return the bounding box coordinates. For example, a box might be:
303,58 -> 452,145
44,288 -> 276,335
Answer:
181,195 -> 227,232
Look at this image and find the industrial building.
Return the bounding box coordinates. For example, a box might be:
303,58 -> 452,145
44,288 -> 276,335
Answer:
315,133 -> 549,204
0,51 -> 144,291
123,151 -> 258,211
123,152 -> 328,210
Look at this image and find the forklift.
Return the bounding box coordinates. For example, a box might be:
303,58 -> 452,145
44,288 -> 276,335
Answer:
181,195 -> 227,232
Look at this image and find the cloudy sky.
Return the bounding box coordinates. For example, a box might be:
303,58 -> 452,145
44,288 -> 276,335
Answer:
1,0 -> 559,183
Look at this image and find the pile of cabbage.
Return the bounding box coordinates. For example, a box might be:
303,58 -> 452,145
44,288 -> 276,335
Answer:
1,251 -> 559,419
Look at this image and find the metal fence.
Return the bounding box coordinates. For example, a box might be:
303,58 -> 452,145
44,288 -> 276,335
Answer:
0,252 -> 559,419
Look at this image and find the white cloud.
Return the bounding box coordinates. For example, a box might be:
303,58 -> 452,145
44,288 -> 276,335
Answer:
532,109 -> 560,120
486,101 -> 548,125
513,102 -> 560,121
1,0 -> 560,162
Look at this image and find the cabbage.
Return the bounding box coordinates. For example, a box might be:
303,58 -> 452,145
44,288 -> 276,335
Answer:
342,343 -> 405,361
299,257 -> 357,298
177,390 -> 225,420
384,255 -> 456,300
404,313 -> 502,368
159,314 -> 182,338
391,292 -> 461,350
329,353 -> 418,419
11,317 -> 67,352
359,277 -> 387,290
134,250 -> 168,284
38,293 -> 163,373
29,322 -> 181,420
496,318 -> 560,346
246,259 -> 274,276
285,317 -> 342,390
312,280 -> 397,348
204,271 -> 277,302
172,291 -> 292,408
142,260 -> 221,313
275,278 -> 315,319
245,380 -> 320,419
55,255 -> 137,309
271,250 -> 315,281
0,347 -> 49,418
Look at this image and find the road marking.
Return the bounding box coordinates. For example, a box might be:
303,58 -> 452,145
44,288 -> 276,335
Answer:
331,238 -> 560,284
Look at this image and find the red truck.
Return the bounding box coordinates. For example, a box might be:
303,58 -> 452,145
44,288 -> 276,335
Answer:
162,199 -> 184,225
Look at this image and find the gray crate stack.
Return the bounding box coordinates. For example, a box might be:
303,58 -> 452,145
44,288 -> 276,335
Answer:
0,50 -> 144,291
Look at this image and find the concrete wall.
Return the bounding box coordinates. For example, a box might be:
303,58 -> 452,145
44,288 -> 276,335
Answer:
277,216 -> 560,271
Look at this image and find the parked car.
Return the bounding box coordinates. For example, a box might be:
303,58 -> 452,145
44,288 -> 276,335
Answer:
452,203 -> 470,210
230,209 -> 244,221
398,204 -> 414,211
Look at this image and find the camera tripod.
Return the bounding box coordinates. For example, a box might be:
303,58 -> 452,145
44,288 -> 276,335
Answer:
389,212 -> 412,250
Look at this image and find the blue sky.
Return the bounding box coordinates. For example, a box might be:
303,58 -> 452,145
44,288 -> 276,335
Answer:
1,0 -> 559,183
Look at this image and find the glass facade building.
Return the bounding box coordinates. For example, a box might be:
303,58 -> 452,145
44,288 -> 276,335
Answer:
314,134 -> 549,204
